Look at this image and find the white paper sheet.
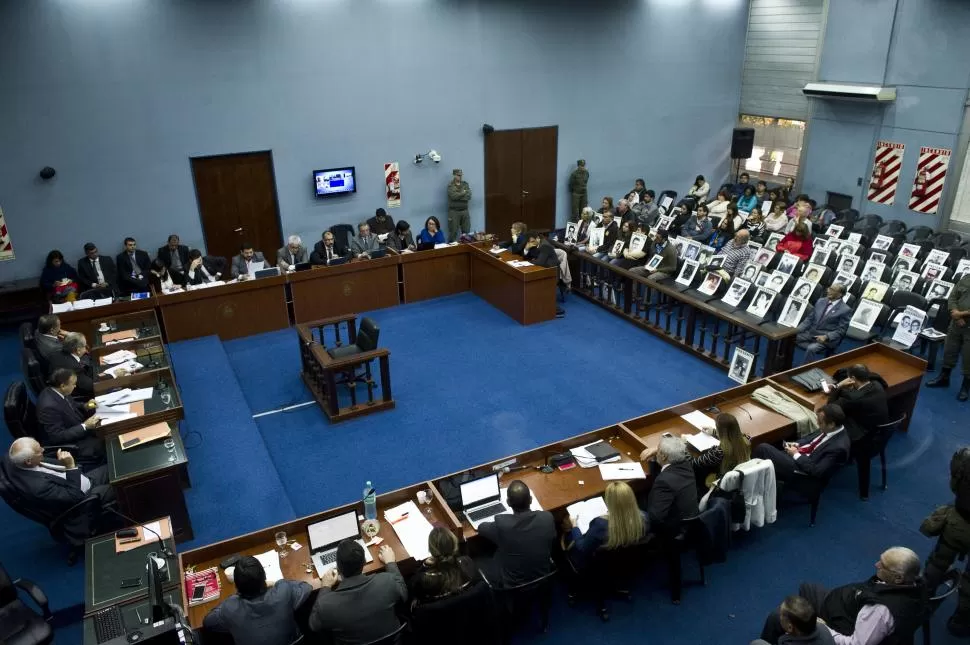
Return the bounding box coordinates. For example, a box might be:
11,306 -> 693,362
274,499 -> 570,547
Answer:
51,302 -> 73,313
247,261 -> 266,278
684,432 -> 720,452
598,462 -> 646,480
99,412 -> 138,425
566,497 -> 609,534
384,501 -> 432,560
93,298 -> 114,306
102,350 -> 137,365
118,387 -> 154,403
254,549 -> 284,583
97,403 -> 130,415
95,389 -> 131,406
681,410 -> 716,432
489,247 -> 504,255
142,521 -> 162,540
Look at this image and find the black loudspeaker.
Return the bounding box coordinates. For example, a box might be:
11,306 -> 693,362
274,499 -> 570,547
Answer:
730,128 -> 755,159
39,166 -> 56,180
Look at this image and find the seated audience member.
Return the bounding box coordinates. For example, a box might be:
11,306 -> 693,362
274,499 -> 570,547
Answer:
41,250 -> 80,303
36,369 -> 103,469
629,179 -> 648,202
641,435 -> 699,537
786,194 -> 812,219
796,284 -> 851,362
757,547 -> 924,645
186,249 -> 223,285
691,413 -> 751,490
598,196 -> 615,217
77,242 -> 118,296
501,222 -> 529,255
608,221 -> 634,267
562,481 -> 648,570
367,208 -> 396,236
590,210 -> 619,260
386,220 -> 416,253
575,207 -> 596,245
311,231 -> 346,265
669,201 -> 695,237
706,215 -> 735,253
410,527 -> 479,605
778,176 -> 796,204
727,202 -> 746,230
34,314 -> 65,368
46,333 -> 95,399
351,223 -> 380,259
827,365 -> 890,500
751,595 -> 836,645
230,242 -> 267,279
776,223 -> 814,261
2,438 -> 114,524
148,259 -> 182,293
765,202 -> 789,233
308,542 -> 406,645
115,237 -> 152,294
738,186 -> 759,213
754,180 -> 769,206
277,235 -> 309,271
752,404 -> 850,487
156,235 -> 190,284
524,231 -> 559,270
683,204 -> 714,242
417,217 -> 446,245
687,175 -> 711,204
733,172 -> 752,199
203,555 -> 312,645
742,208 -> 768,244
629,228 -> 678,280
615,199 -> 634,227
477,480 -> 556,587
617,228 -> 649,269
719,230 -> 754,279
707,190 -> 731,219
785,203 -> 814,235
812,203 -> 838,230
632,190 -> 659,228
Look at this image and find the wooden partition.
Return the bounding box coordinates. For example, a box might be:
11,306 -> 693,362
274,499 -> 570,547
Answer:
470,246 -> 557,325
289,257 -> 400,323
58,297 -> 158,328
400,245 -> 472,303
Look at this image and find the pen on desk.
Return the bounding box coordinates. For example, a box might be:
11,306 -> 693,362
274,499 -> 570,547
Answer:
390,513 -> 409,525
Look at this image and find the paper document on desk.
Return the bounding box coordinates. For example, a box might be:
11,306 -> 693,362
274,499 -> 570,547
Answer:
384,501 -> 432,560
97,402 -> 130,415
119,387 -> 153,403
247,261 -> 266,278
254,549 -> 284,584
51,302 -> 73,313
684,432 -> 720,452
489,246 -> 504,255
570,440 -> 621,468
598,462 -> 646,480
508,260 -> 534,268
99,412 -> 138,426
72,299 -> 95,310
681,410 -> 716,432
95,389 -> 130,406
566,497 -> 608,534
434,243 -> 452,249
93,298 -> 113,307
100,360 -> 142,378
101,350 -> 137,365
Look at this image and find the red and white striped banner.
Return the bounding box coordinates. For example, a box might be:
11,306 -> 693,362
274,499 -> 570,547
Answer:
0,206 -> 14,262
384,162 -> 401,209
867,141 -> 904,205
909,146 -> 951,214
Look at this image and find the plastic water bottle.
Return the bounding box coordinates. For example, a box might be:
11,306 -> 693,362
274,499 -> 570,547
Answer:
363,481 -> 377,520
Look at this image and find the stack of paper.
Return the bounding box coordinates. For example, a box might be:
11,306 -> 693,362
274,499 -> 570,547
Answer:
187,281 -> 226,291
95,388 -> 152,406
507,260 -> 534,268
489,247 -> 504,255
570,440 -> 621,468
101,349 -> 137,365
100,360 -> 142,378
681,410 -> 716,432
684,432 -> 720,452
384,501 -> 432,560
566,497 -> 608,534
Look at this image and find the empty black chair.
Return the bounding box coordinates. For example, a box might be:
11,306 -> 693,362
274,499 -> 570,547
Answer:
19,350 -> 45,399
888,290 -> 928,313
859,413 -> 906,498
882,219 -> 908,236
327,318 -> 380,359
19,323 -> 34,351
3,383 -> 38,440
409,580 -> 497,645
665,511 -> 723,604
656,189 -> 678,215
485,567 -> 557,643
935,231 -> 962,248
566,540 -> 648,621
0,563 -> 52,645
922,568 -> 961,645
862,214 -> 884,229
909,226 -> 935,242
833,209 -> 860,229
329,223 -> 356,252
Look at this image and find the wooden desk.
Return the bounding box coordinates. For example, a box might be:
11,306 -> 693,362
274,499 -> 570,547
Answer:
157,276 -> 288,342
92,338 -> 170,386
178,481 -> 460,629
93,369 -> 184,438
58,298 -> 158,328
86,310 -> 161,350
400,245 -> 471,303
289,257 -> 400,323
767,343 -> 926,431
470,246 -> 557,325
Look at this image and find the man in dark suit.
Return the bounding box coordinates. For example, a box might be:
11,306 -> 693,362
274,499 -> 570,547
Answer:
203,555 -> 312,645
36,369 -> 104,469
367,208 -> 396,236
76,242 -> 118,297
46,333 -> 95,399
308,541 -> 406,645
797,283 -> 851,363
34,314 -> 64,370
3,437 -> 113,528
643,435 -> 699,536
827,365 -> 890,500
311,231 -> 348,265
230,242 -> 269,279
185,249 -> 225,285
156,234 -> 190,285
477,480 -> 556,588
524,231 -> 559,269
115,237 -> 152,294
754,404 -> 851,487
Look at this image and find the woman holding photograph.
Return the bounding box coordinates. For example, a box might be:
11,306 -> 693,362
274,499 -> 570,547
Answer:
575,207 -> 596,246
609,221 -> 636,268
691,413 -> 751,490
775,223 -> 814,261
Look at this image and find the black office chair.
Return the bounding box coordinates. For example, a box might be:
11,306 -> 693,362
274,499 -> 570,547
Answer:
909,226 -> 935,243
3,382 -> 38,440
783,456 -> 847,526
19,323 -> 35,351
484,566 -> 557,643
409,580 -> 497,645
327,318 -> 380,359
881,219 -> 908,236
566,540 -> 649,621
20,349 -> 45,399
934,231 -> 962,248
858,413 -> 906,498
0,562 -> 52,645
861,214 -> 884,230
663,513 -> 717,604
359,623 -> 406,645
923,568 -> 961,645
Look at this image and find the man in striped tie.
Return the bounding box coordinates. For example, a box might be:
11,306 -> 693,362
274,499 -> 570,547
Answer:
753,404 -> 851,488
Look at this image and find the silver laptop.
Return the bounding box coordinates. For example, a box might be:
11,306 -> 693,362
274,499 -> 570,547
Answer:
461,473 -> 510,529
307,510 -> 372,577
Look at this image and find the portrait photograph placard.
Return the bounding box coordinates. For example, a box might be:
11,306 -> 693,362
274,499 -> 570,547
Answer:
824,238 -> 843,254
802,263 -> 826,284
588,226 -> 604,250
629,232 -> 648,254
892,305 -> 926,348
722,278 -> 752,307
810,248 -> 831,266
707,254 -> 726,269
861,280 -> 890,303
684,241 -> 702,261
861,261 -> 885,284
833,271 -> 857,290
892,269 -> 919,292
870,252 -> 887,264
924,249 -> 949,267
927,280 -> 954,301
776,252 -> 799,275
739,261 -> 761,282
610,239 -> 624,258
765,232 -> 784,249
899,243 -> 921,259
764,271 -> 789,293
779,297 -> 809,328
838,241 -> 860,257
893,255 -> 917,272
847,232 -> 862,243
645,254 -> 664,271
698,272 -> 723,296
564,222 -> 579,243
920,262 -> 946,281
872,234 -> 894,251
753,248 -> 775,266
837,255 -> 860,275
729,347 -> 756,384
826,224 -> 845,238
676,260 -> 700,286
746,287 -> 777,318
657,215 -> 674,230
849,299 -> 882,332
791,278 -> 815,301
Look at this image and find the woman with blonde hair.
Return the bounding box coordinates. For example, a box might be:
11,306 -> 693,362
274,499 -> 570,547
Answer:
691,413 -> 751,489
563,481 -> 647,570
410,526 -> 478,605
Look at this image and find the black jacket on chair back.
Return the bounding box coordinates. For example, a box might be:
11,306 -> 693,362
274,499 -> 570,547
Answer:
820,576 -> 925,645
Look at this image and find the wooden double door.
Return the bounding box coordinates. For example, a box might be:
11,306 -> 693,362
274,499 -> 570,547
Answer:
485,126 -> 558,236
191,151 -> 285,264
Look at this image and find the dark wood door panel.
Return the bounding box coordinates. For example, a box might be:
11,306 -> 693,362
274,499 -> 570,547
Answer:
485,129 -> 523,236
521,126 -> 558,232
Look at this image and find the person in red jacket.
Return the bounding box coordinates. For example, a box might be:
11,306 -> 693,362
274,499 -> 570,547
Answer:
776,223 -> 814,261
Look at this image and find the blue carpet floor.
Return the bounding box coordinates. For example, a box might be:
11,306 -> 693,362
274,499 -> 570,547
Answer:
2,292 -> 969,645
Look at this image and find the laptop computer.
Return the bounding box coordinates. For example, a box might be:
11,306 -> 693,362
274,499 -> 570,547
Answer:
460,473 -> 511,529
294,262 -> 312,272
307,510 -> 372,577
253,267 -> 280,279
327,256 -> 350,266
415,241 -> 435,252
368,249 -> 387,260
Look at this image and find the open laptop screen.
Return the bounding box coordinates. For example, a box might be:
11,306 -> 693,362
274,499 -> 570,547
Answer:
459,473 -> 500,509
307,511 -> 359,551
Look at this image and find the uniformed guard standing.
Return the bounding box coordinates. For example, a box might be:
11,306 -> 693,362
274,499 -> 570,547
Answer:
447,169 -> 471,242
927,273 -> 970,401
568,159 -> 589,221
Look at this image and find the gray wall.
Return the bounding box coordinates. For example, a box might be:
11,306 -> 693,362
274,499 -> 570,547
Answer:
800,0 -> 970,228
0,0 -> 749,281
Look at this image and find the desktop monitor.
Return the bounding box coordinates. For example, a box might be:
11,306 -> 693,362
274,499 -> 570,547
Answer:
314,167 -> 357,197
147,555 -> 170,623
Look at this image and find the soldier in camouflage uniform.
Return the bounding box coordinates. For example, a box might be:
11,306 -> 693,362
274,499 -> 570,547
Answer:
927,274 -> 970,401
568,159 -> 589,220
447,168 -> 472,242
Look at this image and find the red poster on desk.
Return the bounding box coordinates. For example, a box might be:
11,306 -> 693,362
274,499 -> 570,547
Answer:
184,567 -> 221,606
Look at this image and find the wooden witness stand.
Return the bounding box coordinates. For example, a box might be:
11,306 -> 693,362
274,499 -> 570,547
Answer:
296,316 -> 394,422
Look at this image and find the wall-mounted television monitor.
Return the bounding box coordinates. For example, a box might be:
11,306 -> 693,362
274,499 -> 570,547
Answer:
313,167 -> 356,197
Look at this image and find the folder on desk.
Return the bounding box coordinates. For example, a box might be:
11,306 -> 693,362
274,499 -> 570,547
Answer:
118,422 -> 171,450
102,329 -> 138,343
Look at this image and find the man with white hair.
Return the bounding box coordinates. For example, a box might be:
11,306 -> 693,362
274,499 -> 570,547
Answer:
46,331 -> 95,398
640,434 -> 698,537
757,546 -> 926,645
276,235 -> 309,272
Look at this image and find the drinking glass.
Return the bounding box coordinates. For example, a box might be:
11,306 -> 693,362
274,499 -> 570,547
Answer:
275,531 -> 288,558
163,438 -> 176,462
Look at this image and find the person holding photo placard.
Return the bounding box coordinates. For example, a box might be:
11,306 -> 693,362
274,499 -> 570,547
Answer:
630,229 -> 678,280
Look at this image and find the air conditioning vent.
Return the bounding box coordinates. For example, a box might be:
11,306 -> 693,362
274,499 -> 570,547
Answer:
802,83 -> 896,102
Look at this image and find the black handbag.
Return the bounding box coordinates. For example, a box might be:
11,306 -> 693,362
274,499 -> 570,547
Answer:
710,469 -> 746,524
